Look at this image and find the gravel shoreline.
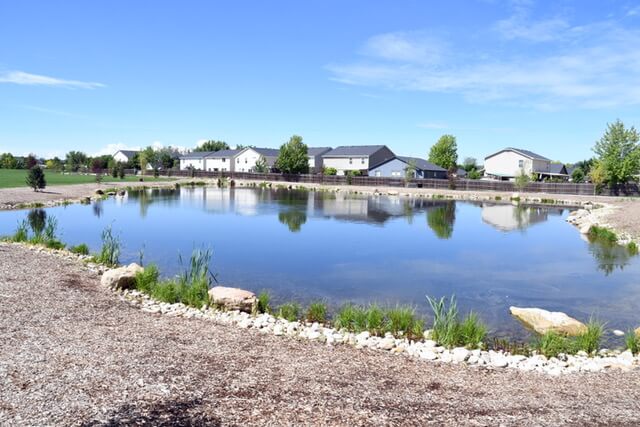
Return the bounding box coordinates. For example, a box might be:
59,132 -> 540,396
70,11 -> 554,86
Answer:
2,243 -> 640,425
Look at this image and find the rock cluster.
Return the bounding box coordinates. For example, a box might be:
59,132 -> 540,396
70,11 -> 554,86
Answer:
118,287 -> 640,376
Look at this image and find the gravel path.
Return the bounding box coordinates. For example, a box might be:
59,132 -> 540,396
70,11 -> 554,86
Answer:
2,244 -> 640,426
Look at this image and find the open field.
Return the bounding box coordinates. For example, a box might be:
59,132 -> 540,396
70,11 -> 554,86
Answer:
2,242 -> 640,426
0,169 -> 171,189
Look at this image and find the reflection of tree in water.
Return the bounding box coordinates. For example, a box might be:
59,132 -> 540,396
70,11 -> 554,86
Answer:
403,200 -> 414,225
92,201 -> 103,218
588,237 -> 634,276
426,202 -> 456,239
28,209 -> 46,235
278,210 -> 307,233
128,189 -> 153,218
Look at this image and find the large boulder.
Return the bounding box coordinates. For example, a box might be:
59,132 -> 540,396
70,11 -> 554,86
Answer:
208,286 -> 256,313
101,263 -> 144,290
509,307 -> 587,336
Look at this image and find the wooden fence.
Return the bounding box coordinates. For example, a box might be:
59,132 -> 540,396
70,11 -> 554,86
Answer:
124,169 -> 638,197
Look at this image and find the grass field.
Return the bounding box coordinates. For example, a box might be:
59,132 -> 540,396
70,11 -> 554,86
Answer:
0,169 -> 172,189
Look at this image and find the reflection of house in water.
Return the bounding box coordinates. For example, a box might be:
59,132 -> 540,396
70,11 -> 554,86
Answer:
481,203 -> 563,232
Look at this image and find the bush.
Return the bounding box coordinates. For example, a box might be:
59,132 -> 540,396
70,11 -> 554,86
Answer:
588,225 -> 618,244
26,166 -> 46,191
277,303 -> 301,321
134,264 -> 159,294
306,301 -> 328,323
323,167 -> 337,176
69,243 -> 89,255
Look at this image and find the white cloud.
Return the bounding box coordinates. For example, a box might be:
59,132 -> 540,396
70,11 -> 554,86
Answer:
327,22 -> 640,109
417,122 -> 448,130
0,71 -> 104,89
362,32 -> 446,65
496,16 -> 569,42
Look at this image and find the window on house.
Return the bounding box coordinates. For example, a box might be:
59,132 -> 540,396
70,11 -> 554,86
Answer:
518,159 -> 524,168
361,158 -> 365,164
237,159 -> 239,164
222,158 -> 226,162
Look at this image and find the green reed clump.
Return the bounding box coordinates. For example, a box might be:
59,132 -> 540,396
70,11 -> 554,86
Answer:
574,318 -> 604,355
625,330 -> 640,355
11,220 -> 29,242
333,303 -> 424,339
535,331 -> 572,358
627,242 -> 639,255
386,305 -> 418,336
426,295 -> 487,349
588,225 -> 618,244
277,302 -> 301,322
69,243 -> 90,255
306,301 -> 328,323
257,291 -> 272,314
134,264 -> 159,294
97,225 -> 120,267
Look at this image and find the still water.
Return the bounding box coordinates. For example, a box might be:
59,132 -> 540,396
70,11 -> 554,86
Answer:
1,186 -> 638,338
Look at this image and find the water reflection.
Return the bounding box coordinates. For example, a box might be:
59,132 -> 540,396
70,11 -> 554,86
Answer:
92,201 -> 103,218
278,210 -> 307,232
426,202 -> 456,239
481,203 -> 562,232
588,238 -> 634,275
27,209 -> 46,235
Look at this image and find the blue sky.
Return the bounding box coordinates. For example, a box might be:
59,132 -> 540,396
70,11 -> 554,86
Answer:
1,0 -> 639,163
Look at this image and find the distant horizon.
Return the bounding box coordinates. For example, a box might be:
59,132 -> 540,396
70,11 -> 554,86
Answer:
1,1 -> 639,164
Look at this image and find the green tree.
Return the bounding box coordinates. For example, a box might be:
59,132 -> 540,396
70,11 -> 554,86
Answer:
514,169 -> 530,191
254,156 -> 269,173
571,167 -> 585,183
139,146 -> 157,175
462,157 -> 477,172
0,153 -> 17,169
46,157 -> 64,171
195,140 -> 229,152
428,135 -> 458,170
65,151 -> 88,172
404,159 -> 417,181
323,167 -> 337,175
468,169 -> 481,180
593,119 -> 640,186
276,135 -> 308,174
25,154 -> 38,169
26,166 -> 46,191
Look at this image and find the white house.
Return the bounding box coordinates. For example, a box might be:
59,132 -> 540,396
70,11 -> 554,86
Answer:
484,148 -> 551,181
234,147 -> 280,172
321,145 -> 395,176
113,150 -> 138,164
307,147 -> 332,173
204,149 -> 241,172
179,151 -> 212,170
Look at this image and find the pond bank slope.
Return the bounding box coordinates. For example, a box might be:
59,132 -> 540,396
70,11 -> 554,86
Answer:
1,243 -> 640,426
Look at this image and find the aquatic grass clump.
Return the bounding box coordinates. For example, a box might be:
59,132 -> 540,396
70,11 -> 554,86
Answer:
426,295 -> 487,349
257,291 -> 272,314
333,303 -> 424,339
574,318 -> 604,355
69,243 -> 90,255
365,304 -> 385,336
588,225 -> 618,244
625,331 -> 640,355
277,302 -> 301,322
11,219 -> 29,242
627,242 -> 638,255
134,264 -> 159,294
535,331 -> 571,358
97,225 -> 121,267
386,305 -> 418,335
306,301 -> 328,323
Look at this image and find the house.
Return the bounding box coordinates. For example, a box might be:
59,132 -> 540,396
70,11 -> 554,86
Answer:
484,148 -> 551,181
113,150 -> 139,164
321,145 -> 395,176
455,168 -> 468,178
234,147 -> 280,172
548,163 -> 569,180
179,151 -> 214,170
204,149 -> 241,172
368,156 -> 448,179
307,147 -> 332,173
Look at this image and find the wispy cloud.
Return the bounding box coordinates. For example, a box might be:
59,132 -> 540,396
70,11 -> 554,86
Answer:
417,122 -> 448,130
21,105 -> 83,118
327,18 -> 640,109
0,71 -> 104,89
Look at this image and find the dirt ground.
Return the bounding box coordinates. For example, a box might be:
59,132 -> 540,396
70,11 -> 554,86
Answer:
2,243 -> 640,426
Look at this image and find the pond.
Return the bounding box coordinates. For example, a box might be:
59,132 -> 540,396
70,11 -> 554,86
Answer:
1,186 -> 639,340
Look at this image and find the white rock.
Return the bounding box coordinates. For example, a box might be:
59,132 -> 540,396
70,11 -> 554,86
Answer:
420,349 -> 438,360
619,350 -> 634,362
423,340 -> 437,348
509,306 -> 587,336
613,329 -> 625,337
273,324 -> 284,336
378,337 -> 396,351
490,354 -> 509,368
207,286 -> 256,313
452,347 -> 471,363
100,263 -> 144,290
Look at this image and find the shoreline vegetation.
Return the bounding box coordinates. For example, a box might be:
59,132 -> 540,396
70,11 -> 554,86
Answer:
2,214 -> 640,373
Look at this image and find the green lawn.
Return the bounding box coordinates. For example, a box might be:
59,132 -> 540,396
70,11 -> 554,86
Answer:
0,169 -> 172,189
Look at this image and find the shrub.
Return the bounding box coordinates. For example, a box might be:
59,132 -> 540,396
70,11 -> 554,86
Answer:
257,291 -> 272,314
574,319 -> 604,355
277,303 -> 301,321
426,295 -> 487,348
134,264 -> 159,294
323,167 -> 337,176
386,305 -> 418,336
97,225 -> 121,267
625,331 -> 640,355
26,166 -> 46,191
306,301 -> 328,323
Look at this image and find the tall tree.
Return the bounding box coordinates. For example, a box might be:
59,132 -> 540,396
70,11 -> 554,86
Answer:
65,151 -> 88,172
25,154 -> 38,169
428,135 -> 458,170
26,166 -> 46,191
462,157 -> 477,172
0,153 -> 17,169
276,135 -> 308,174
194,140 -> 229,152
138,146 -> 157,174
593,119 -> 640,186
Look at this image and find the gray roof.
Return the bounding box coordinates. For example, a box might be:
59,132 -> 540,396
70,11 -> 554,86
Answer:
207,149 -> 242,158
114,150 -> 138,159
322,145 -> 389,157
252,147 -> 280,157
456,168 -> 468,177
307,147 -> 332,156
485,147 -> 550,161
396,156 -> 447,172
549,163 -> 568,175
179,151 -> 217,160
